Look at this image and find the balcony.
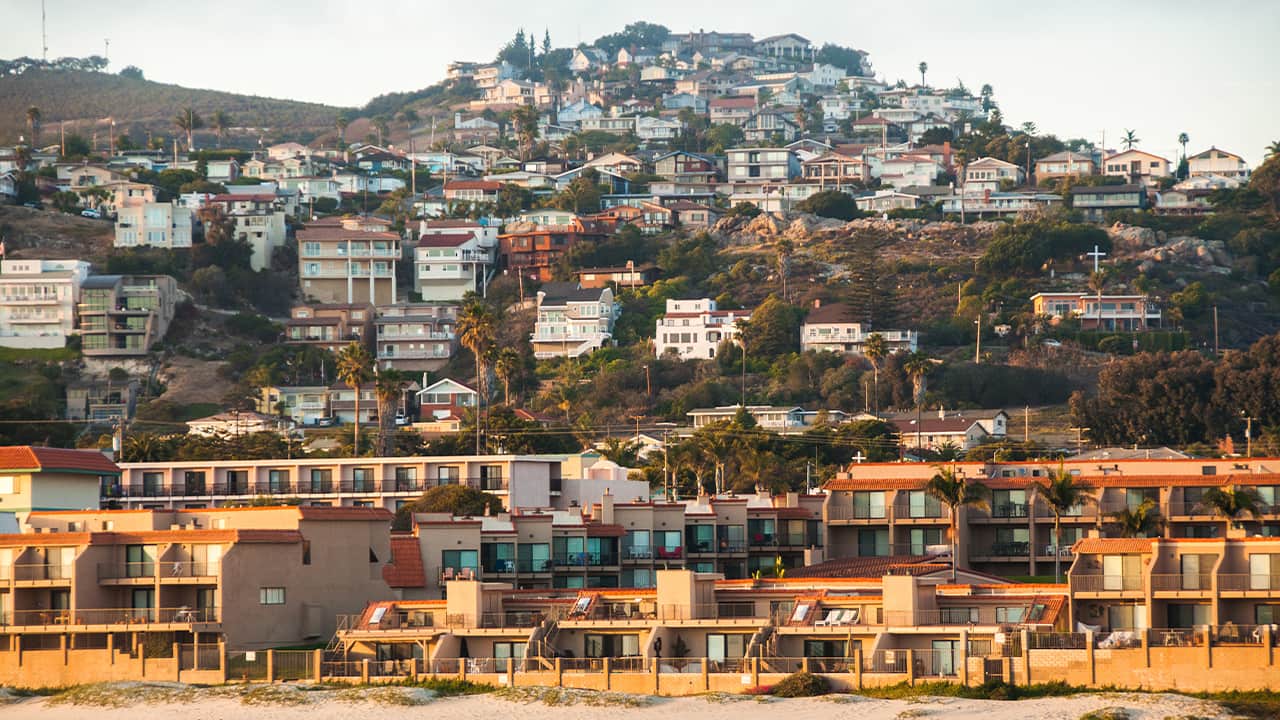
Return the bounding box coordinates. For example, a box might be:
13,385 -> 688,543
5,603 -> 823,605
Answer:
1150,573 -> 1213,593
975,541 -> 1031,558
0,606 -> 218,628
988,503 -> 1030,520
623,545 -> 653,560
516,559 -> 553,573
98,561 -> 220,582
1218,574 -> 1280,593
11,563 -> 72,582
1069,574 -> 1144,593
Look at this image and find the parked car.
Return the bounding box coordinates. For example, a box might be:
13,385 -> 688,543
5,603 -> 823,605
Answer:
314,416 -> 335,427
394,413 -> 409,426
80,208 -> 102,219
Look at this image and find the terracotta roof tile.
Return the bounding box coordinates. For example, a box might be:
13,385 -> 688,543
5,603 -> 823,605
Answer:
0,447 -> 119,475
298,506 -> 394,521
383,535 -> 426,588
1072,537 -> 1155,554
786,555 -> 949,579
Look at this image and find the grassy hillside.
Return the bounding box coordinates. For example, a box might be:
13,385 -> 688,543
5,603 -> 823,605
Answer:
0,69 -> 350,148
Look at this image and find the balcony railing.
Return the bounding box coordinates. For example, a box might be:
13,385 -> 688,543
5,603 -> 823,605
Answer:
1069,574 -> 1144,592
98,561 -> 220,581
1218,574 -> 1280,591
989,503 -> 1030,519
111,477 -> 502,498
0,607 -> 218,627
978,541 -> 1031,558
552,552 -> 620,567
1150,573 -> 1213,592
11,563 -> 72,581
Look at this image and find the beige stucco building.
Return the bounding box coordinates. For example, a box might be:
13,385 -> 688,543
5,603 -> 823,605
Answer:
298,217 -> 401,306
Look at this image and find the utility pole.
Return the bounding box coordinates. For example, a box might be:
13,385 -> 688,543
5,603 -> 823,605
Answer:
1244,414 -> 1254,458
1213,305 -> 1220,356
104,38 -> 110,65
41,0 -> 48,61
1024,406 -> 1029,443
974,315 -> 981,364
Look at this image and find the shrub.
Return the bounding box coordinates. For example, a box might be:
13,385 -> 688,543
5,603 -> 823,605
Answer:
770,671 -> 828,697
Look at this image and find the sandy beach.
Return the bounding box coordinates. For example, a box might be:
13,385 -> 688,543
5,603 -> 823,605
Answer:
0,684 -> 1237,720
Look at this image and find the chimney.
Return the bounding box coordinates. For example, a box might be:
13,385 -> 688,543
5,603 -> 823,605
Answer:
600,490 -> 615,525
938,407 -> 946,420
813,298 -> 821,309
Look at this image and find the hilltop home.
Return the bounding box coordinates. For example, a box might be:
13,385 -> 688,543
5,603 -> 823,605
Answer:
1035,151 -> 1096,182
1070,184 -> 1148,221
114,202 -> 194,250
256,385 -> 330,427
1188,147 -> 1250,180
297,217 -> 401,306
374,303 -> 457,372
1103,149 -> 1171,187
801,301 -> 917,355
963,157 -> 1025,191
203,194 -> 287,272
0,259 -> 90,349
413,231 -> 495,302
654,298 -> 751,360
78,275 -> 178,358
531,283 -> 619,359
1031,292 -> 1162,331
416,378 -> 477,420
284,303 -> 373,355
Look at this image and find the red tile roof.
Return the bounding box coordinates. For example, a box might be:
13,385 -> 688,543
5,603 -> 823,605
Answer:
416,233 -> 475,248
0,447 -> 119,475
1072,537 -> 1155,554
786,555 -> 949,579
383,535 -> 427,588
444,180 -> 503,191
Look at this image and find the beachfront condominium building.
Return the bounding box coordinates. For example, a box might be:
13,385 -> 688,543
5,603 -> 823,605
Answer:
1031,292 -> 1162,332
0,446 -> 120,518
387,490 -> 824,599
113,201 -> 194,250
298,217 -> 401,306
105,455 -> 578,513
823,456 -> 1280,577
653,298 -> 751,361
77,275 -> 179,358
0,259 -> 90,349
0,506 -> 394,658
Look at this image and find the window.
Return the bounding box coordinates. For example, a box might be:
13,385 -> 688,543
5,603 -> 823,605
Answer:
1255,605 -> 1280,625
302,540 -> 311,565
1167,603 -> 1210,629
310,468 -> 332,492
1249,554 -> 1280,590
0,476 -> 14,494
853,491 -> 886,519
517,543 -> 551,573
686,524 -> 714,553
259,587 -> 286,605
1103,554 -> 1144,590
991,490 -> 1027,518
442,549 -> 479,574
940,607 -> 978,624
1108,604 -> 1147,630
858,529 -> 889,557
584,634 -> 640,657
707,633 -> 750,662
126,544 -> 156,578
995,606 -> 1026,623
909,527 -> 944,554
267,469 -> 288,493
352,467 -> 374,493
142,471 -> 163,495
906,490 -> 943,518
481,542 -> 515,573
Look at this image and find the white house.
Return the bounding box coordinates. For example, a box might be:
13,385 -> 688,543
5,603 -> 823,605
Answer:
531,283 -> 619,359
635,116 -> 684,141
801,300 -> 917,355
415,378 -> 478,420
186,411 -> 283,437
0,259 -> 90,349
688,405 -> 808,431
963,157 -> 1025,191
557,100 -> 604,125
114,202 -> 194,250
654,298 -> 751,360
1103,149 -> 1171,187
413,229 -> 495,302
1187,147 -> 1249,180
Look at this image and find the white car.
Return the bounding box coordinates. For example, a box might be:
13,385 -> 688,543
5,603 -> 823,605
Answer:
394,413 -> 409,426
1041,339 -> 1062,348
80,208 -> 102,219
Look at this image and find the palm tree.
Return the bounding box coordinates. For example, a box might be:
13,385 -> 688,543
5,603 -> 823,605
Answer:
210,111 -> 231,148
1108,498 -> 1164,538
1177,132 -> 1189,162
457,301 -> 497,453
1032,464 -> 1095,582
372,115 -> 390,146
917,61 -> 928,87
1266,141 -> 1280,158
511,104 -> 541,160
1199,486 -> 1263,529
864,333 -> 888,413
903,351 -> 934,454
1121,129 -> 1139,151
335,343 -> 373,457
373,367 -> 408,456
336,114 -> 350,148
775,238 -> 793,301
925,465 -> 989,580
25,106 -> 41,146
174,107 -> 204,151
494,347 -> 521,406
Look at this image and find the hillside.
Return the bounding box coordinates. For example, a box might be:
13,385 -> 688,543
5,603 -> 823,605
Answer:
0,69 -> 350,148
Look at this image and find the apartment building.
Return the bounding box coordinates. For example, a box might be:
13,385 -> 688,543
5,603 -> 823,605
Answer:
0,259 -> 89,349
298,218 -> 401,306
0,506 -> 393,657
374,303 -> 457,371
385,490 -> 824,599
0,446 -> 120,517
284,302 -> 373,354
531,283 -> 619,359
78,275 -> 178,358
654,298 -> 750,360
1031,292 -> 1162,332
106,455 -> 570,513
801,301 -> 917,355
1067,536 -> 1280,635
113,201 -> 194,250
204,194 -> 288,271
726,147 -> 800,185
499,214 -> 613,282
823,457 -> 1280,577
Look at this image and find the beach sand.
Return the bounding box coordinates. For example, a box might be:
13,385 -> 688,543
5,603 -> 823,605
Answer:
0,684 -> 1236,720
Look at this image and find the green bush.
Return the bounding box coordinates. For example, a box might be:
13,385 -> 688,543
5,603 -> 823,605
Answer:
770,671 -> 828,697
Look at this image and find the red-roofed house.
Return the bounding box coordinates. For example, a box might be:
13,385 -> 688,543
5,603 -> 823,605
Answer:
0,446 -> 120,515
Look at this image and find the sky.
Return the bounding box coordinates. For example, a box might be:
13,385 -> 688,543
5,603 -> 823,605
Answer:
2,0 -> 1277,165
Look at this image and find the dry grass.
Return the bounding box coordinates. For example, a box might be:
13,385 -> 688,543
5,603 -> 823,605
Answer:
494,686 -> 655,707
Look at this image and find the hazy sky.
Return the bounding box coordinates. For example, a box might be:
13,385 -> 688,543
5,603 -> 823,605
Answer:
2,0 -> 1277,165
